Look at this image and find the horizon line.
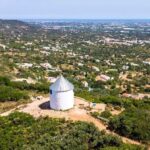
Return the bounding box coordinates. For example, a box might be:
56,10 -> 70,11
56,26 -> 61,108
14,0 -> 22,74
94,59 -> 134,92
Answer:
1,18 -> 150,20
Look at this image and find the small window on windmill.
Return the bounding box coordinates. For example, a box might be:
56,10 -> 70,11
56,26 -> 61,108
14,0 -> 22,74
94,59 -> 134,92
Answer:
50,90 -> 52,94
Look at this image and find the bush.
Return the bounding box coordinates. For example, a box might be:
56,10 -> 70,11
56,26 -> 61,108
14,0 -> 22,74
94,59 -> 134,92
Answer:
0,86 -> 29,102
90,111 -> 100,118
108,103 -> 150,144
0,76 -> 10,86
101,110 -> 112,119
10,81 -> 30,90
99,96 -> 123,106
0,76 -> 49,94
0,112 -> 143,150
11,81 -> 49,93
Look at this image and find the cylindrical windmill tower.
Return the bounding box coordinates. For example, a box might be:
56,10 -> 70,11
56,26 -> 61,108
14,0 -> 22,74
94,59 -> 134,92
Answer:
50,75 -> 74,110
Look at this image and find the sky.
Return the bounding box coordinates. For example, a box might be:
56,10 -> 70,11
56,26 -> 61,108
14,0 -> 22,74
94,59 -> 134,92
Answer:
0,0 -> 150,19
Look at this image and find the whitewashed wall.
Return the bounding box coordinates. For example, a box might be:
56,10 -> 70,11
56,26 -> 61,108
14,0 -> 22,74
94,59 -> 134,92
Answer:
50,90 -> 74,110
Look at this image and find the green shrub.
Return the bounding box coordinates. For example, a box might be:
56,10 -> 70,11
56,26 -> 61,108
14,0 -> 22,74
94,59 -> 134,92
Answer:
101,110 -> 112,119
108,104 -> 150,144
99,96 -> 123,106
90,111 -> 100,118
0,76 -> 10,86
0,86 -> 29,102
0,112 -> 143,150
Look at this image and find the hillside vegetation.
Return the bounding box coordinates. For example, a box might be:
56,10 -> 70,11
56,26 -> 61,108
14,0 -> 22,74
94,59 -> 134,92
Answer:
0,112 -> 144,150
108,100 -> 150,144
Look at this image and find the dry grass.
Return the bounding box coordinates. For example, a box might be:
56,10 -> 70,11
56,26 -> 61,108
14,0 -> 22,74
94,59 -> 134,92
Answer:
0,99 -> 30,113
0,102 -> 19,113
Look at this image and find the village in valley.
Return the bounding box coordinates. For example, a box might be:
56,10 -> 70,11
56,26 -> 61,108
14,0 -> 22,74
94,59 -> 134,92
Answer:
0,19 -> 150,149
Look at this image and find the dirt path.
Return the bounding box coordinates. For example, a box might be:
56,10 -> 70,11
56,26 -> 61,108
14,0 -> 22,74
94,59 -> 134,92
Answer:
0,97 -> 142,146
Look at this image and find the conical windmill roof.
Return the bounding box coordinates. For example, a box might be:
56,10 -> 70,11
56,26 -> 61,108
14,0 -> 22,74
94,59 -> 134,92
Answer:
50,75 -> 74,92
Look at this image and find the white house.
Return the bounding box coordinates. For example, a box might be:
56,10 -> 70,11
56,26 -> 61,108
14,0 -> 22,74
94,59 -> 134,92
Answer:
50,75 -> 74,110
82,81 -> 88,88
92,66 -> 100,72
16,63 -> 33,68
40,63 -> 52,69
143,61 -> 150,65
95,74 -> 113,82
